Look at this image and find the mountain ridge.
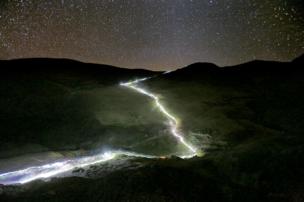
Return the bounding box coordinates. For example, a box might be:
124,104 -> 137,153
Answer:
0,58 -> 158,86
159,54 -> 304,81
1,53 -> 303,73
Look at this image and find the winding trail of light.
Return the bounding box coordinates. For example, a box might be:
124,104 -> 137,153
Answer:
120,77 -> 197,155
0,150 -> 157,185
0,76 -> 198,186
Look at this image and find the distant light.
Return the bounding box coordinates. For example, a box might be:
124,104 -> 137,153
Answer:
163,70 -> 173,74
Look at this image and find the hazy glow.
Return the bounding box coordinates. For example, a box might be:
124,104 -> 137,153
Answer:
120,77 -> 197,154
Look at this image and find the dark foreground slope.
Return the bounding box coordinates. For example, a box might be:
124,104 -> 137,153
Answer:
143,54 -> 304,201
1,55 -> 304,202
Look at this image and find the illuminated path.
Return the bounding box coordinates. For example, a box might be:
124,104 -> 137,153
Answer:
0,76 -> 199,185
120,77 -> 197,156
0,150 -> 157,185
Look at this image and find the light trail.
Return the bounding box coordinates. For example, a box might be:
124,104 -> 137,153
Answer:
120,77 -> 198,155
0,150 -> 158,185
0,75 -> 199,186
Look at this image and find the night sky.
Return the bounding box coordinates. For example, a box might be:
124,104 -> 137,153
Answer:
0,0 -> 303,70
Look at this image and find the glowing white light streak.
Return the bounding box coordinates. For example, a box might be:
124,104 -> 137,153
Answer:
120,77 -> 197,154
163,70 -> 174,74
0,151 -> 157,185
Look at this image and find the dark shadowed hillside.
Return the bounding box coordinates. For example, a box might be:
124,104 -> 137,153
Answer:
142,54 -> 304,201
0,58 -> 155,86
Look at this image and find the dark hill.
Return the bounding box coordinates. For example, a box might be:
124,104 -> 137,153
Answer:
160,55 -> 304,82
141,54 -> 304,202
293,53 -> 304,64
0,58 -> 156,86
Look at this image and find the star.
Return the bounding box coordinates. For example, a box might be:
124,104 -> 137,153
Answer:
0,0 -> 303,70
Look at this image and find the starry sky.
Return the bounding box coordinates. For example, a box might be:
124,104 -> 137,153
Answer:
0,0 -> 303,70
